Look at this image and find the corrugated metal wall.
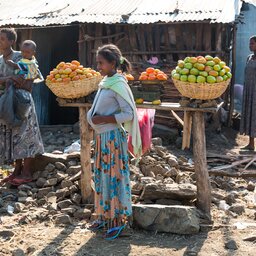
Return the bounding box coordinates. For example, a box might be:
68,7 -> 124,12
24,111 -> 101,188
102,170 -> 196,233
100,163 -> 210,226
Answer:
235,3 -> 256,85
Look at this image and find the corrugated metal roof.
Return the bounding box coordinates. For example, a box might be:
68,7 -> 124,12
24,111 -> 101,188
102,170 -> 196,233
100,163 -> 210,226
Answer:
0,0 -> 243,27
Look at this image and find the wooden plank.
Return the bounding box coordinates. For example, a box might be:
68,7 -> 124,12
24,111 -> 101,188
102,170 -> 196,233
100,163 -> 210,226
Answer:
209,169 -> 256,178
79,107 -> 92,203
182,111 -> 192,150
203,24 -> 212,51
195,24 -> 203,51
192,112 -> 211,218
59,101 -> 224,113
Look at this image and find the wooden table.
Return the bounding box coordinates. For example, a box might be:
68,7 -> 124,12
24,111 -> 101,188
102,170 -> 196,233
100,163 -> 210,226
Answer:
58,100 -> 223,218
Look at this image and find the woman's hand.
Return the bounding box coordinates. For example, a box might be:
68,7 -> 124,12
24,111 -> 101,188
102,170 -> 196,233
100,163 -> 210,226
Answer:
92,115 -> 105,125
92,115 -> 117,125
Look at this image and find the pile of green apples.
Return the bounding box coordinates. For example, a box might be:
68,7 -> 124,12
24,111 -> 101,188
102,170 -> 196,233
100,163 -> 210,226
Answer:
171,55 -> 232,84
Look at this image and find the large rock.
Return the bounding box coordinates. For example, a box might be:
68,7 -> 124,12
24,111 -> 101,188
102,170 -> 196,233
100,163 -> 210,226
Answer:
141,183 -> 197,200
133,204 -> 199,234
66,165 -> 81,176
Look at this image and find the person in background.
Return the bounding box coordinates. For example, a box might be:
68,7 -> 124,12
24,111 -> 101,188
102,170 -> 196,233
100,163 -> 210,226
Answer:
240,35 -> 256,150
87,44 -> 141,240
0,28 -> 44,185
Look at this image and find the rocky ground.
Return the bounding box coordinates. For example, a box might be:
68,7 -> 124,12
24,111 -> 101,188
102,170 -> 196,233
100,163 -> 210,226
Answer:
0,124 -> 256,256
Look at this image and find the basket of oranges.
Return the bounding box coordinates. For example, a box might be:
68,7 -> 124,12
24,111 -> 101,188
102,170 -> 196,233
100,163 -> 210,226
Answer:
46,60 -> 102,99
139,67 -> 168,85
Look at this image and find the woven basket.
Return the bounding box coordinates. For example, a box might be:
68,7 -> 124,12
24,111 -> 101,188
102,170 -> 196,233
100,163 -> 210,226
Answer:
46,76 -> 102,99
172,79 -> 230,100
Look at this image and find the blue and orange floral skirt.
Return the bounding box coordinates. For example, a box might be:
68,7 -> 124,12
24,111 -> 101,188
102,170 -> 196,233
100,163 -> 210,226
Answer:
93,128 -> 132,226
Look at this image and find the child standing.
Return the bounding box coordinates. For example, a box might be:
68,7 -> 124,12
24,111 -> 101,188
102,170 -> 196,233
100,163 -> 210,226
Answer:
87,44 -> 141,240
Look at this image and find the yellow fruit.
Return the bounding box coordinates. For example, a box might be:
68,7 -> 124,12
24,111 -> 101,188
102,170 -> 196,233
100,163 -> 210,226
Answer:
135,98 -> 144,104
152,99 -> 161,105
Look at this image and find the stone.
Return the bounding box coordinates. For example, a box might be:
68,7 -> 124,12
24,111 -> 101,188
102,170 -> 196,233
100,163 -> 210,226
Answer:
14,202 -> 25,213
12,248 -> 25,256
36,177 -> 46,188
132,204 -> 199,234
141,183 -> 197,201
18,197 -> 32,203
57,199 -> 73,209
37,198 -> 47,206
55,170 -> 67,182
74,208 -> 91,219
37,187 -> 53,199
164,167 -> 178,178
225,239 -> 238,250
155,199 -> 182,205
61,207 -> 77,215
151,137 -> 162,146
55,162 -> 67,171
247,181 -> 255,192
55,214 -> 72,224
18,191 -> 28,197
167,157 -> 179,168
140,177 -> 156,184
46,192 -> 56,198
17,184 -> 32,191
67,160 -> 78,167
31,188 -> 38,193
71,193 -> 82,205
225,193 -> 236,205
0,198 -> 3,207
44,178 -> 58,187
229,203 -> 245,215
45,163 -> 55,172
61,179 -> 73,188
40,170 -> 49,178
56,187 -> 70,199
66,165 -> 81,176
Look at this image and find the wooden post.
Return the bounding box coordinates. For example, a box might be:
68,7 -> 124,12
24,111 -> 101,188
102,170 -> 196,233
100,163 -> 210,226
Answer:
79,107 -> 92,203
182,111 -> 192,150
228,24 -> 237,126
192,112 -> 211,218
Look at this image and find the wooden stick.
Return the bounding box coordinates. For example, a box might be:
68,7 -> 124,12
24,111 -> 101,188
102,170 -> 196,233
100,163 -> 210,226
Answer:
170,110 -> 184,126
192,112 -> 211,218
211,157 -> 255,171
79,107 -> 92,203
209,169 -> 256,178
244,156 -> 256,170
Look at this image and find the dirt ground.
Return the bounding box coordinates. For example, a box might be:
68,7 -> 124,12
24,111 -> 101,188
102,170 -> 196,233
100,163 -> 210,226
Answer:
1,126 -> 256,256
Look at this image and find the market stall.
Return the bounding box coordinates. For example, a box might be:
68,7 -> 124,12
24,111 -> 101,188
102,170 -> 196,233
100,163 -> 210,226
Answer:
46,55 -> 231,218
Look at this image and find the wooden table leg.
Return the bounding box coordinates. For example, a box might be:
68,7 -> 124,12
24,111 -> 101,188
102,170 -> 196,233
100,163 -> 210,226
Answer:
192,112 -> 211,218
182,111 -> 192,150
79,107 -> 92,203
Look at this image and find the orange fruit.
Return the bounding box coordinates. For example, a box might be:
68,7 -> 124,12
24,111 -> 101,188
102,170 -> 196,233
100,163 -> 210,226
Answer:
62,77 -> 71,83
86,73 -> 93,78
141,72 -> 147,76
146,67 -> 155,74
57,62 -> 65,69
139,75 -> 148,80
72,76 -> 80,81
148,74 -> 156,80
79,75 -> 86,80
78,65 -> 84,70
69,71 -> 77,78
71,60 -> 80,66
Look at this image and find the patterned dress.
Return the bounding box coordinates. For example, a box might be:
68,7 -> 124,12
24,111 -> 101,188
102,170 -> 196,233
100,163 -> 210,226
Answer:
0,51 -> 44,164
240,54 -> 256,137
87,76 -> 134,226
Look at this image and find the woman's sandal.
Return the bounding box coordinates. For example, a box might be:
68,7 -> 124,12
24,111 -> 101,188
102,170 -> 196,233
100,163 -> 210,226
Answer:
88,220 -> 106,231
104,225 -> 126,240
9,177 -> 33,186
0,173 -> 15,185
